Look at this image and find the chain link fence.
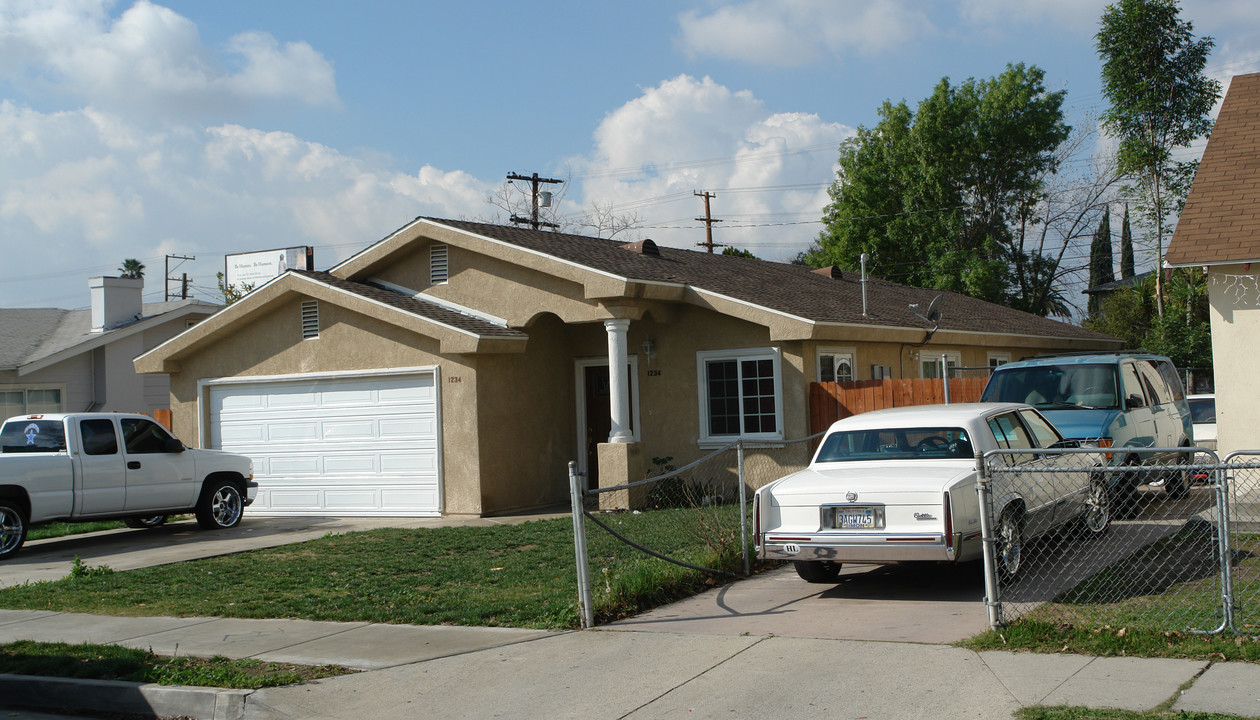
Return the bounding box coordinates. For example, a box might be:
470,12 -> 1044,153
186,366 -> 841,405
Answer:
568,434 -> 820,627
979,447 -> 1237,633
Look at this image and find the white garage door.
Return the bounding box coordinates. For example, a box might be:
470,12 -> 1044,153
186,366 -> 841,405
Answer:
208,372 -> 441,516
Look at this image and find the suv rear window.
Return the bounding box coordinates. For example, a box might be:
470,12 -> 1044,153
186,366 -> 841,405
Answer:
0,419 -> 66,453
981,363 -> 1120,410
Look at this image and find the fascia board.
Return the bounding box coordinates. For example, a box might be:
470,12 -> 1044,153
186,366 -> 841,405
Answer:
19,304 -> 217,376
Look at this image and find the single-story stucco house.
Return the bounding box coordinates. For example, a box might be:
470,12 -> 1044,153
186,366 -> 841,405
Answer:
2,277 -> 220,418
135,217 -> 1121,518
1166,71 -> 1260,457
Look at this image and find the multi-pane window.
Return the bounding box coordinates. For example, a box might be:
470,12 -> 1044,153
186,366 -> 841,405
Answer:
699,349 -> 782,442
818,349 -> 855,383
0,388 -> 62,417
921,353 -> 960,379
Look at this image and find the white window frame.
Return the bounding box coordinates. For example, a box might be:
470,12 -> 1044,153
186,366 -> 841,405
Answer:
0,385 -> 66,416
987,352 -> 1011,369
817,346 -> 856,383
696,347 -> 784,446
920,351 -> 961,379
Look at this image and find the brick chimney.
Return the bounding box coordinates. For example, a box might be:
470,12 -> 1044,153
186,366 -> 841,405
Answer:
90,276 -> 144,332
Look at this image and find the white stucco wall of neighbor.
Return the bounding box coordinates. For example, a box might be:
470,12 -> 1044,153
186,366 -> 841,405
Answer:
1208,265 -> 1260,457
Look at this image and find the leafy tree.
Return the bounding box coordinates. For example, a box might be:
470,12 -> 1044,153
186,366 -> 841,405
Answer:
812,63 -> 1071,312
1088,210 -> 1115,318
1119,203 -> 1136,279
1097,0 -> 1221,316
118,258 -> 145,279
1083,268 -> 1210,369
720,246 -> 757,259
216,272 -> 255,305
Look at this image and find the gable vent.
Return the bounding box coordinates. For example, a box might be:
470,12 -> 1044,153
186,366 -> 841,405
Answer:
430,244 -> 449,284
301,300 -> 319,339
622,239 -> 660,256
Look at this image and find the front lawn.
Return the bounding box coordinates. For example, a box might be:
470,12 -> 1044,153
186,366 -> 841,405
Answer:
0,511 -> 743,629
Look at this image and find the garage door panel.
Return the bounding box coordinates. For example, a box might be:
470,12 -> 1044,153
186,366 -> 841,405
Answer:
209,372 -> 441,516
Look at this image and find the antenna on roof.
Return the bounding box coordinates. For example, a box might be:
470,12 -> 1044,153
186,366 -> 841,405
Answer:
909,294 -> 942,342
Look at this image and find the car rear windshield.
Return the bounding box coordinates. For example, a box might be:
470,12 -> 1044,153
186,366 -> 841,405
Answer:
814,427 -> 973,462
981,363 -> 1120,410
1188,397 -> 1216,423
0,419 -> 67,453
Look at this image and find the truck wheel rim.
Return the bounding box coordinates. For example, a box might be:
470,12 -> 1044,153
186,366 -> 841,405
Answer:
0,508 -> 22,553
212,488 -> 242,526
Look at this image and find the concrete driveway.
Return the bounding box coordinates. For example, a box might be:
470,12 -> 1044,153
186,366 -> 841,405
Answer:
0,512 -> 564,588
613,560 -> 990,643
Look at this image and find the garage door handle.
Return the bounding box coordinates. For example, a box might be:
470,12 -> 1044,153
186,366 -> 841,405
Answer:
127,461 -> 141,469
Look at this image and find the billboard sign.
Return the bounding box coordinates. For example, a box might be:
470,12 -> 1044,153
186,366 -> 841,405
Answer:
225,247 -> 314,289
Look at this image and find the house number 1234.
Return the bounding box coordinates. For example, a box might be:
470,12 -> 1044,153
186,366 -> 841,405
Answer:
448,376 -> 462,383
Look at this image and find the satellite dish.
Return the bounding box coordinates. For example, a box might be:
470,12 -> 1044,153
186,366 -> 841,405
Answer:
910,295 -> 942,324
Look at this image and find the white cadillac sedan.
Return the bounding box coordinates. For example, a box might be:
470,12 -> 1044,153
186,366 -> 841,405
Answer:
754,402 -> 1107,583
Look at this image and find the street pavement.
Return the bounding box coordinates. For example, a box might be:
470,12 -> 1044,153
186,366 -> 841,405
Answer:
2,518 -> 1260,719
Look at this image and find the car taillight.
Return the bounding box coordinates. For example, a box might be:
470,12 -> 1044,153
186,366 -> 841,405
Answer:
943,492 -> 952,545
753,495 -> 761,539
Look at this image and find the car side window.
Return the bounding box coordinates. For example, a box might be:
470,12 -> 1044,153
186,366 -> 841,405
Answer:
120,418 -> 176,454
1018,410 -> 1061,448
1156,360 -> 1186,401
1119,363 -> 1147,409
1138,361 -> 1172,406
79,419 -> 118,456
988,412 -> 1036,463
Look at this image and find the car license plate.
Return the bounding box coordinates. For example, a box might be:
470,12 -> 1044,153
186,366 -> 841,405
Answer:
836,507 -> 875,529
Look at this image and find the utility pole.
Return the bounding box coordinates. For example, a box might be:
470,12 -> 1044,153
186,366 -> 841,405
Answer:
507,172 -> 563,230
694,191 -> 724,253
165,254 -> 195,300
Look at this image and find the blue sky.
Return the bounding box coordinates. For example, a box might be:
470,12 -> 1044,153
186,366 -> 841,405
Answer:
1,0 -> 1258,309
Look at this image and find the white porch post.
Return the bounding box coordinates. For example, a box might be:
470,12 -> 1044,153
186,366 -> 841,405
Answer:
604,318 -> 633,443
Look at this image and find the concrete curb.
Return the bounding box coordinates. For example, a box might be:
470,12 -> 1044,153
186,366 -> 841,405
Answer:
0,673 -> 252,720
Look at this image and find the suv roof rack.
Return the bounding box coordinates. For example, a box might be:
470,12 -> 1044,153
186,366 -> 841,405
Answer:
1015,349 -> 1154,362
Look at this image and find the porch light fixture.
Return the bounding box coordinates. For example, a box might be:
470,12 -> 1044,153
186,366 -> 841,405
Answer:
641,339 -> 657,362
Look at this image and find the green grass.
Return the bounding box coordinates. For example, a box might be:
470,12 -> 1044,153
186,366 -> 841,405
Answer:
0,640 -> 352,689
0,511 -> 746,630
27,515 -> 191,541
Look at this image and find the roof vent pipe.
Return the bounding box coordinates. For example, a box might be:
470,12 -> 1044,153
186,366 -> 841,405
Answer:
860,252 -> 870,318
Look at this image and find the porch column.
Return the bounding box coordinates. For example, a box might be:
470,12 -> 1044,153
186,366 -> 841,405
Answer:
604,318 -> 633,443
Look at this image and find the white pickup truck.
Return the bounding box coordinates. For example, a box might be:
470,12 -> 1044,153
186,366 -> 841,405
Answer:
0,413 -> 256,560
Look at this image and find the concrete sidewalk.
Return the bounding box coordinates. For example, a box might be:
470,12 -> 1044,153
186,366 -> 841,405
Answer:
3,609 -> 1260,719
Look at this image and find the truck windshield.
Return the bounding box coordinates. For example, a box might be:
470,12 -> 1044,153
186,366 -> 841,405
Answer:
0,419 -> 66,453
814,427 -> 972,462
981,363 -> 1120,410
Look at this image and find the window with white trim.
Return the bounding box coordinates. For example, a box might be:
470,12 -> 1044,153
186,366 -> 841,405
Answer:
697,348 -> 783,443
0,388 -> 63,417
920,352 -> 960,379
430,244 -> 449,285
987,352 -> 1010,369
300,300 -> 319,340
817,347 -> 855,382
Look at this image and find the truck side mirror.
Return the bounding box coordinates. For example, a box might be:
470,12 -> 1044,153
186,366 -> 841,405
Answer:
163,437 -> 185,453
1126,394 -> 1146,410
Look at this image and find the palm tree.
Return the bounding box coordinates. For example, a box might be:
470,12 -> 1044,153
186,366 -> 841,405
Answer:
118,258 -> 145,279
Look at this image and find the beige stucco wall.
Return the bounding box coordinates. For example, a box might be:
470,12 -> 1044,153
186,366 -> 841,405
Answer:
1209,265 -> 1260,456
164,295 -> 487,516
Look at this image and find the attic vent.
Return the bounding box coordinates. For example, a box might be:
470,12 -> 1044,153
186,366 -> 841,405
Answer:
812,265 -> 843,279
430,244 -> 449,284
301,300 -> 319,339
622,239 -> 660,257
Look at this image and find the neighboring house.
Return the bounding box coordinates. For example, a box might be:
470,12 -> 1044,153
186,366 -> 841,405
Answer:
1165,71 -> 1260,457
1,277 -> 221,419
135,217 -> 1121,519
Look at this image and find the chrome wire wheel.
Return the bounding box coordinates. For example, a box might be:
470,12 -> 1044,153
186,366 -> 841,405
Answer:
1084,481 -> 1111,535
997,510 -> 1022,580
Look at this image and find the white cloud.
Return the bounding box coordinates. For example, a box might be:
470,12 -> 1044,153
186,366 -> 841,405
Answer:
677,0 -> 932,66
570,75 -> 852,261
0,0 -> 338,120
0,103 -> 491,307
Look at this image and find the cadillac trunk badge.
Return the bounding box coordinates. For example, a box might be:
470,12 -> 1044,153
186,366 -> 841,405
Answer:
845,491 -> 858,503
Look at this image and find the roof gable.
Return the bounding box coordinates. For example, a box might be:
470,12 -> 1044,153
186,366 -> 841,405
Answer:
1167,72 -> 1260,267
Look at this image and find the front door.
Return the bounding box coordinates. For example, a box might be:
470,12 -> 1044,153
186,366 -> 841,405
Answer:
584,365 -> 612,489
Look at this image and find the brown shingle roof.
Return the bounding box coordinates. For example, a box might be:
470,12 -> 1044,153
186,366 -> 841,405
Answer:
292,269 -> 527,338
424,218 -> 1114,342
1166,72 -> 1260,266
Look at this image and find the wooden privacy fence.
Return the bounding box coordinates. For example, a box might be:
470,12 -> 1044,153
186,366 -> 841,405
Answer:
809,377 -> 987,435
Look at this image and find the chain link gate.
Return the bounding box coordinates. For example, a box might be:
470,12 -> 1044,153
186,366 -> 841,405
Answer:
1222,452 -> 1260,633
978,447 -> 1232,633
